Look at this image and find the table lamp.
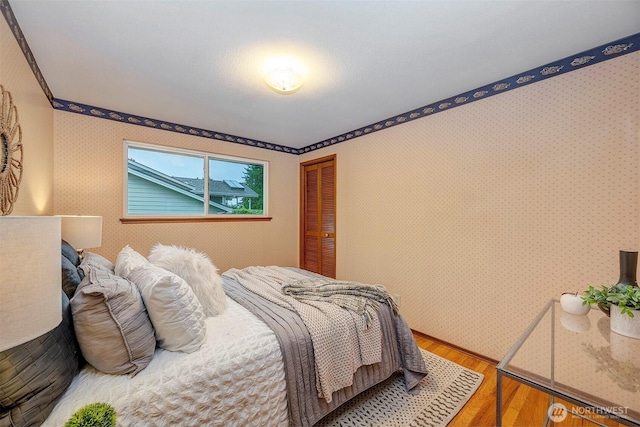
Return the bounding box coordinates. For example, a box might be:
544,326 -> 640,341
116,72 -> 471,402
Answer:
58,215 -> 103,257
0,216 -> 62,351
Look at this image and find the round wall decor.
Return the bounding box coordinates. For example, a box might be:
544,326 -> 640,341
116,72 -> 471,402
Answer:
0,85 -> 23,216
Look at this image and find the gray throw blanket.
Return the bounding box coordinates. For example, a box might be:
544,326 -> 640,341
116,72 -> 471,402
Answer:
281,278 -> 398,328
223,266 -> 387,402
222,271 -> 428,427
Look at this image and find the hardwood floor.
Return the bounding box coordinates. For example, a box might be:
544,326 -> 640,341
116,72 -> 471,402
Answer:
413,334 -> 624,427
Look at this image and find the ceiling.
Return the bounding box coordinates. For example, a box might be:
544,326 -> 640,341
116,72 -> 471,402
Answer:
7,0 -> 640,150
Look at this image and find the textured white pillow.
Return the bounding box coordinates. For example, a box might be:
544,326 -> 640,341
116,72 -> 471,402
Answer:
115,245 -> 149,278
148,244 -> 228,317
126,264 -> 206,353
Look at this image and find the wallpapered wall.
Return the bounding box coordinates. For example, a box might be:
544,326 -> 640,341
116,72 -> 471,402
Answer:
53,114 -> 299,273
49,41 -> 639,359
4,0 -> 639,361
0,15 -> 53,215
299,52 -> 640,360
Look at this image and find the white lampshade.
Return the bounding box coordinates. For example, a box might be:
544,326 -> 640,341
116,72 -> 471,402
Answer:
0,216 -> 62,351
58,215 -> 102,250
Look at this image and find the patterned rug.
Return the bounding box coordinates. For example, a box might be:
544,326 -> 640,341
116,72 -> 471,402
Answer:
316,349 -> 484,427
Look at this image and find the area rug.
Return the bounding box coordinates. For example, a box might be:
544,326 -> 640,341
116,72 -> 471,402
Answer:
316,349 -> 484,427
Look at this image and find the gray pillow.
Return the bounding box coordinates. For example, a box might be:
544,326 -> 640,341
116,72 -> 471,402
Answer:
0,292 -> 80,427
78,252 -> 115,277
71,267 -> 156,375
61,255 -> 83,299
61,239 -> 80,267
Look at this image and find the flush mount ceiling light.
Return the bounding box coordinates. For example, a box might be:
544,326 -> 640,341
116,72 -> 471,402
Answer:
265,67 -> 304,94
263,56 -> 305,95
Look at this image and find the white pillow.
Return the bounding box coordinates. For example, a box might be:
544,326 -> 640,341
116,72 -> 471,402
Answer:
148,244 -> 228,317
126,264 -> 206,353
115,245 -> 149,278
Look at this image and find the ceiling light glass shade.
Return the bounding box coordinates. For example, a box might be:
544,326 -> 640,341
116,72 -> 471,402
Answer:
265,66 -> 304,94
0,216 -> 62,351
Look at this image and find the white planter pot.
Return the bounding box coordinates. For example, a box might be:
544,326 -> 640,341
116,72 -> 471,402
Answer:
610,305 -> 640,339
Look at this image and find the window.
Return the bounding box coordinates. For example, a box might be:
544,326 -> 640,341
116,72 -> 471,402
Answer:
123,141 -> 268,219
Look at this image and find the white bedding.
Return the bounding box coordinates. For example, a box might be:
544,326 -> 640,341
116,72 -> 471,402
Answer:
44,299 -> 289,427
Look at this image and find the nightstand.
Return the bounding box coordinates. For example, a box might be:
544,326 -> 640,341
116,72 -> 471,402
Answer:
497,299 -> 640,426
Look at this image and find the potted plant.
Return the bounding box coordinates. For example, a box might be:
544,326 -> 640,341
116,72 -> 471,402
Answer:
582,284 -> 640,339
64,403 -> 116,427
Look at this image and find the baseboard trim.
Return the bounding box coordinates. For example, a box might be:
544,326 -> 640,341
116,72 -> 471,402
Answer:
411,329 -> 499,366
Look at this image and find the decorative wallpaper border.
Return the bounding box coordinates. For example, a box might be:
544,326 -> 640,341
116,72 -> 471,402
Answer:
1,0 -> 54,103
301,33 -> 639,154
51,99 -> 299,154
2,0 -> 638,155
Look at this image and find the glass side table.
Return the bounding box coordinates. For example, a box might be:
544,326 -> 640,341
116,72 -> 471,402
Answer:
497,299 -> 640,426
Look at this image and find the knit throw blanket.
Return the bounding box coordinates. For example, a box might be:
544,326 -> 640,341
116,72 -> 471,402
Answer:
282,278 -> 398,328
222,266 -> 392,402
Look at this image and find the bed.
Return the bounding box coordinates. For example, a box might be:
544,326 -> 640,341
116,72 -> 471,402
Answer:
0,242 -> 427,427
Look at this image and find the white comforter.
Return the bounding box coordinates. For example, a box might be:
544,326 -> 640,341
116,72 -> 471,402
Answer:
44,299 -> 289,427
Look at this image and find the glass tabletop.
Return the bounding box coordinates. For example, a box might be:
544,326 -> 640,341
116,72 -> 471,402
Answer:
498,299 -> 640,425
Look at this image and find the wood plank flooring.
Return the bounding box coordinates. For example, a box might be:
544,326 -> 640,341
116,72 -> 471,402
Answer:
413,334 -> 625,427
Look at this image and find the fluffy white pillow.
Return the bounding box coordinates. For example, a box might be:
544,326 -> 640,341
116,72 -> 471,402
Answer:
148,244 -> 228,317
126,264 -> 206,353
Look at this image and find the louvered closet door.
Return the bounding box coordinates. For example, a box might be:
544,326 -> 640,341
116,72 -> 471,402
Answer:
300,155 -> 336,278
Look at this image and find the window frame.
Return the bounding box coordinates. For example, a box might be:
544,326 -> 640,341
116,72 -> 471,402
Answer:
122,140 -> 269,222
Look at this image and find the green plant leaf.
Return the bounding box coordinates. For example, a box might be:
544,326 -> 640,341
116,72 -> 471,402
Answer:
581,284 -> 640,316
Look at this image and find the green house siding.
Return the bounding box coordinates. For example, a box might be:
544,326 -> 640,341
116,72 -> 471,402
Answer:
128,174 -> 231,214
128,173 -> 205,214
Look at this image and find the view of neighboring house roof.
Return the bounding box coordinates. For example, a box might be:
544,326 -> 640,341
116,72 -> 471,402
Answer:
127,158 -> 258,199
177,177 -> 259,199
128,158 -> 195,192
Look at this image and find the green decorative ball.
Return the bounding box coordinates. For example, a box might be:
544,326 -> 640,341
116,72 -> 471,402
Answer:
64,403 -> 116,427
